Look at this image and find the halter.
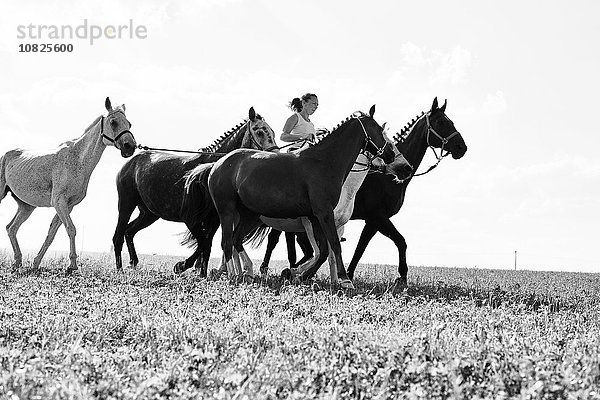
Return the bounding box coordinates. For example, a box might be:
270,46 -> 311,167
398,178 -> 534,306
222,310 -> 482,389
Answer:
247,120 -> 280,152
352,112 -> 390,169
411,112 -> 460,177
100,110 -> 134,148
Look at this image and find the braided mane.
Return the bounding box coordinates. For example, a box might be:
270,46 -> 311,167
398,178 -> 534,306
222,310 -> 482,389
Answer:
313,111 -> 367,145
391,111 -> 426,145
200,116 -> 258,152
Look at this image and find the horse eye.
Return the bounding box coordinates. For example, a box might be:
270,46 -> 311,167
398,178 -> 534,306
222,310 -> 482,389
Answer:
110,119 -> 118,126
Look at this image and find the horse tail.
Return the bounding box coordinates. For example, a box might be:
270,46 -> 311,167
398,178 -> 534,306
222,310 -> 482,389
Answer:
244,223 -> 271,249
0,153 -> 9,202
180,162 -> 218,234
180,229 -> 197,248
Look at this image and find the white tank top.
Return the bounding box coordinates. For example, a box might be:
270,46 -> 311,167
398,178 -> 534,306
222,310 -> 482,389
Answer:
290,112 -> 315,137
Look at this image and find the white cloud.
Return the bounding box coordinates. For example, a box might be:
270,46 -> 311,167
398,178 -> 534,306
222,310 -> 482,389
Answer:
482,90 -> 507,114
430,45 -> 472,84
400,42 -> 426,67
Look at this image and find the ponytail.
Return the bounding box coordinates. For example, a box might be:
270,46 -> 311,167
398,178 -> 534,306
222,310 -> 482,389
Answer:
289,93 -> 317,112
289,97 -> 303,112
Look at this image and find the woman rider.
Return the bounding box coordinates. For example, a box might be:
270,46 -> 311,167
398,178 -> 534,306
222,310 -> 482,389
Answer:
280,93 -> 319,151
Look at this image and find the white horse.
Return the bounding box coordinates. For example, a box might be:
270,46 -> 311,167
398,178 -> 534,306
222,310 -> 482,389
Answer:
0,97 -> 136,272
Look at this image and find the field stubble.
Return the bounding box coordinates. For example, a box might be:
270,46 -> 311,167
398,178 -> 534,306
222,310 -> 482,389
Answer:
1,252 -> 599,399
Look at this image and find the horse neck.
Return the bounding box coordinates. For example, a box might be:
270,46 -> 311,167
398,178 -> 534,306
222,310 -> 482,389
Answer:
303,121 -> 365,182
397,117 -> 429,173
214,123 -> 247,153
72,117 -> 107,173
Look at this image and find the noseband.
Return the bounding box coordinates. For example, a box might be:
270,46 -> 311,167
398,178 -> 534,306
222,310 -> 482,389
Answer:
411,112 -> 461,177
352,113 -> 390,170
248,121 -> 280,152
100,110 -> 134,148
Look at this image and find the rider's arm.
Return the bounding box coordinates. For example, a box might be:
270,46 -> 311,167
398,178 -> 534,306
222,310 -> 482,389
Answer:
280,114 -> 307,142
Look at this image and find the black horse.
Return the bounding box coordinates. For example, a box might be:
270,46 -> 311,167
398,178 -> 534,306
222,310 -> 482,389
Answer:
260,98 -> 467,288
189,106 -> 400,289
348,97 -> 468,290
111,108 -> 278,275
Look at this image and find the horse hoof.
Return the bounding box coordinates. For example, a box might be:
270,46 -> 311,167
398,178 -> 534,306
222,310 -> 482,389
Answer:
173,261 -> 185,275
392,277 -> 408,295
281,268 -> 292,281
292,277 -> 303,285
65,267 -> 78,276
243,274 -> 254,284
209,269 -> 220,281
340,280 -> 355,290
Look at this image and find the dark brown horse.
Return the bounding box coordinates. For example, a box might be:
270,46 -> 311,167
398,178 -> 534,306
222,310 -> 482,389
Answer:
347,98 -> 468,291
111,107 -> 278,274
204,106 -> 396,289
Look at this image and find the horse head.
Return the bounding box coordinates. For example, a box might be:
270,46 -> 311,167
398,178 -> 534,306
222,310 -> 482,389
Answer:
246,107 -> 279,152
426,97 -> 467,159
103,97 -> 137,157
355,105 -> 401,167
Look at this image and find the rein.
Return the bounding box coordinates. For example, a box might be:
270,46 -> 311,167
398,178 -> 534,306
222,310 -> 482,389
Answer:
395,111 -> 460,178
350,113 -> 390,173
134,120 -> 279,155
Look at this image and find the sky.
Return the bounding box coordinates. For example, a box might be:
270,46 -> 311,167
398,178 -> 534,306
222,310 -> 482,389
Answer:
0,0 -> 599,273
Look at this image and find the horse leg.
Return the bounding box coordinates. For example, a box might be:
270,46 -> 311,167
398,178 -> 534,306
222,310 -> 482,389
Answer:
347,221 -> 378,280
295,217 -> 329,282
326,226 -> 345,282
124,205 -> 159,268
314,211 -> 353,289
218,211 -> 237,279
6,199 -> 35,270
232,213 -> 261,280
197,221 -> 220,277
112,194 -> 138,270
289,217 -> 320,279
174,224 -> 205,275
52,196 -> 78,273
294,232 -> 314,268
33,214 -> 63,268
259,229 -> 282,275
374,218 -> 409,291
284,232 -> 297,268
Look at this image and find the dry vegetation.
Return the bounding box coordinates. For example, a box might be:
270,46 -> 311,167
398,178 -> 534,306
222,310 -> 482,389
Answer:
1,252 -> 600,399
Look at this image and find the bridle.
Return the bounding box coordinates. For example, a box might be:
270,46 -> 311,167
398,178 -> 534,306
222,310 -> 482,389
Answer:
411,112 -> 461,177
247,120 -> 280,152
100,109 -> 134,148
352,112 -> 391,171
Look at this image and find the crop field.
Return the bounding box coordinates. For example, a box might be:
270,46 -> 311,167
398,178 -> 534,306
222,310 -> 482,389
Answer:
1,252 -> 600,399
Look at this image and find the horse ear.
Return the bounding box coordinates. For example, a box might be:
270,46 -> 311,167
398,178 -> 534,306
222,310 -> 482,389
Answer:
105,97 -> 112,112
381,122 -> 387,131
440,99 -> 447,113
430,97 -> 439,112
369,104 -> 376,117
249,107 -> 256,122
121,104 -> 126,112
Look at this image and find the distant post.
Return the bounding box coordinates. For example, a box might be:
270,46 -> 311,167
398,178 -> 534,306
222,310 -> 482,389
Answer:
514,250 -> 517,270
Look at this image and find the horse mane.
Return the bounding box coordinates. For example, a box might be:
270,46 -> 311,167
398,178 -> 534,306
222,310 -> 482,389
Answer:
391,111 -> 426,145
312,111 -> 368,146
57,115 -> 103,147
200,115 -> 261,152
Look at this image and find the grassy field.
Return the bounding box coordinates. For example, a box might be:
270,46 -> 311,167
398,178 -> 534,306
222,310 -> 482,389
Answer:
1,252 -> 600,399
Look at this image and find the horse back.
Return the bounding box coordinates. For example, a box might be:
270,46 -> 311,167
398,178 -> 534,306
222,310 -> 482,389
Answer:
118,151 -> 222,221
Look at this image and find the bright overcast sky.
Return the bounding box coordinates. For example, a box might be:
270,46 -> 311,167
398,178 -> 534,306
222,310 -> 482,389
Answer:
0,0 -> 598,273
